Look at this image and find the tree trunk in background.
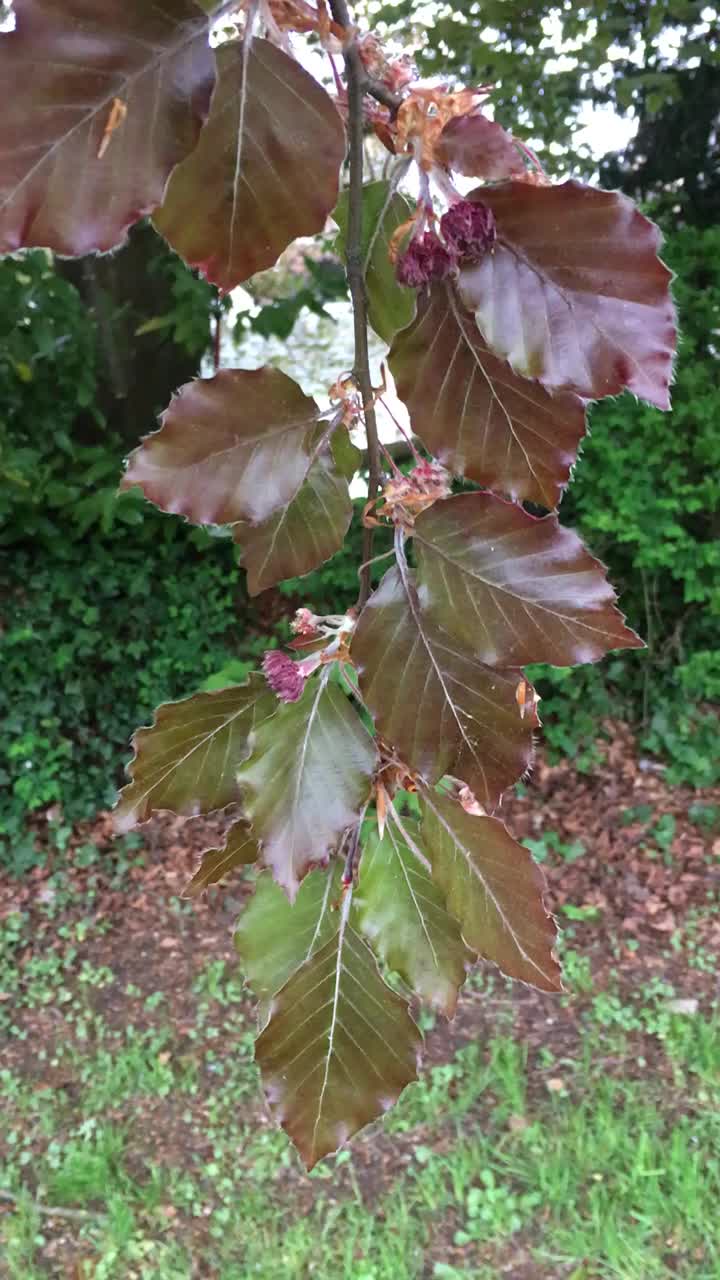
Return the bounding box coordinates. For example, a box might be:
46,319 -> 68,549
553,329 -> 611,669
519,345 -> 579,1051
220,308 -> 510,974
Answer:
59,222 -> 209,448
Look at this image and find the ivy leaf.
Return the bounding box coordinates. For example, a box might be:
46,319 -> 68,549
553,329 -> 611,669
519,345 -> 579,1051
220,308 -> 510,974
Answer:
234,452 -> 352,596
389,283 -> 586,508
114,675 -> 276,831
335,179 -> 416,344
354,823 -> 469,1016
256,894 -> 421,1168
419,790 -> 561,992
352,565 -> 536,810
154,39 -> 345,292
458,181 -> 675,408
1,0 -> 214,255
234,864 -> 342,1015
435,113 -> 525,180
413,493 -> 643,667
237,677 -> 377,899
183,821 -> 259,898
121,368 -> 324,526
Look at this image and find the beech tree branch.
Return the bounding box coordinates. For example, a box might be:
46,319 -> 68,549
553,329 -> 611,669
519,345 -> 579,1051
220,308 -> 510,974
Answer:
329,0 -> 383,609
362,75 -> 403,114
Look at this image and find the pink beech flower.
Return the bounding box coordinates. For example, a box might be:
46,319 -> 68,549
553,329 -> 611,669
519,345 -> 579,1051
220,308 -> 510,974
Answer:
396,230 -> 454,287
291,607 -> 318,638
440,199 -> 496,263
262,649 -> 322,703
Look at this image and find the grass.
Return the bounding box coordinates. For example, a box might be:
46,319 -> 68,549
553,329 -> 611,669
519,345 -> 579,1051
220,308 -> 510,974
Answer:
1,864 -> 720,1278
4,1014 -> 719,1279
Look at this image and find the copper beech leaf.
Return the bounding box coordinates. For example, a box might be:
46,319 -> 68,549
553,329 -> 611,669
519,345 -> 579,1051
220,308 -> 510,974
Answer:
121,368 -> 324,526
1,0 -> 214,256
335,179 -> 416,344
389,283 -> 586,507
458,180 -> 675,408
183,821 -> 259,898
354,824 -> 469,1016
255,893 -> 421,1169
154,39 -> 345,292
114,675 -> 276,831
419,790 -> 561,992
435,113 -> 525,180
234,452 -> 352,596
413,493 -> 643,667
234,864 -> 343,1019
236,676 -> 377,899
352,564 -> 536,810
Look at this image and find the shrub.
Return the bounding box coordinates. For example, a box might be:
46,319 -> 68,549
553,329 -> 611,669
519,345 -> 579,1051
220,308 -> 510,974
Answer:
0,526 -> 244,850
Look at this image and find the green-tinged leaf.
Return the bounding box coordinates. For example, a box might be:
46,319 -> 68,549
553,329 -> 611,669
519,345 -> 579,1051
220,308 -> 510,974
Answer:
389,283 -> 586,508
1,0 -> 214,255
352,564 -> 536,810
435,112 -> 525,180
121,368 -> 323,526
458,181 -> 676,409
256,894 -> 421,1168
355,823 -> 468,1015
234,453 -> 352,595
335,180 -> 416,344
237,677 -> 377,899
234,864 -> 343,1010
135,315 -> 174,337
183,820 -> 258,898
413,493 -> 644,667
154,39 -> 345,292
114,675 -> 276,831
419,790 -> 561,992
331,429 -> 362,482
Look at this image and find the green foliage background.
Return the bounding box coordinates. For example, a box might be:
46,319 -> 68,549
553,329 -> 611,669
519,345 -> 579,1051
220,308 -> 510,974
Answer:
529,225 -> 720,786
1,220 -> 718,866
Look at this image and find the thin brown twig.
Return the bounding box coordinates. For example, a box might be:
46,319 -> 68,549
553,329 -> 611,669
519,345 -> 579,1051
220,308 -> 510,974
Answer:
0,1189 -> 105,1224
362,75 -> 402,114
329,0 -> 383,609
213,306 -> 222,373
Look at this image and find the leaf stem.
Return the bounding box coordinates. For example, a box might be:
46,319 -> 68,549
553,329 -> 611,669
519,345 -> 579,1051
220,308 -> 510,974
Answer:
329,0 -> 383,609
386,795 -> 433,872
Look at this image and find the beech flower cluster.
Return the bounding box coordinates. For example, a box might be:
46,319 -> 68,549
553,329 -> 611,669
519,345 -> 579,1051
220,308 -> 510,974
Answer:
396,199 -> 496,287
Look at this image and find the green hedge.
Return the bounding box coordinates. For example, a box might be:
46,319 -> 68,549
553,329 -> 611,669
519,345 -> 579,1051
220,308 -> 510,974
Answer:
1,529 -> 241,833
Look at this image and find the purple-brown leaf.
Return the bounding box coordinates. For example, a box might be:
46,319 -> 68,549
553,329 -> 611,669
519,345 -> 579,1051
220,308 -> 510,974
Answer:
234,452 -> 352,596
256,897 -> 421,1168
183,821 -> 259,898
389,283 -> 587,507
114,675 -> 277,830
0,0 -> 214,255
420,790 -> 561,992
352,564 -> 536,810
121,368 -> 324,527
154,39 -> 346,291
435,113 -> 525,181
458,180 -> 675,408
413,492 -> 643,667
236,676 -> 377,899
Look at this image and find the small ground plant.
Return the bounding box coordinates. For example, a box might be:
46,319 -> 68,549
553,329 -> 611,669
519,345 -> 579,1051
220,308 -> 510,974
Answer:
1,0 -> 676,1165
